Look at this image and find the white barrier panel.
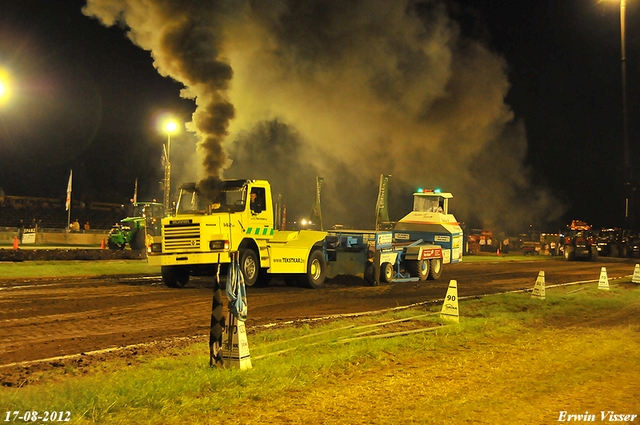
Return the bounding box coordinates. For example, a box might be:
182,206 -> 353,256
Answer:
633,265 -> 640,284
21,228 -> 36,244
598,267 -> 610,291
222,316 -> 252,370
531,271 -> 546,300
440,280 -> 459,323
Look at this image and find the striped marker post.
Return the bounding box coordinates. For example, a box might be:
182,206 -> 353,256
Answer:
209,265 -> 225,367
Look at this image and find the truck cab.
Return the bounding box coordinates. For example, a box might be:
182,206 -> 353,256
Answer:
147,179 -> 328,289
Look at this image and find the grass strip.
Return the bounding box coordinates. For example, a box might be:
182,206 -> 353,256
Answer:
0,260 -> 157,279
461,254 -> 553,262
1,285 -> 638,424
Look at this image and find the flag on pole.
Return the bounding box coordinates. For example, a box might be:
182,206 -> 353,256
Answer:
375,174 -> 391,230
65,170 -> 72,211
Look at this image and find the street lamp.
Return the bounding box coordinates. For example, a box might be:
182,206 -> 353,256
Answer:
0,70 -> 10,105
163,121 -> 178,212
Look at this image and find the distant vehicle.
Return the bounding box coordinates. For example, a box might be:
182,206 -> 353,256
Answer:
596,228 -> 619,257
521,228 -> 543,256
596,228 -> 635,258
618,231 -> 640,258
465,229 -> 484,254
107,202 -> 164,250
562,220 -> 597,261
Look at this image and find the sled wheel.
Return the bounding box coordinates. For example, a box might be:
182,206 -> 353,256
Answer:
407,260 -> 429,281
428,258 -> 443,280
381,262 -> 394,283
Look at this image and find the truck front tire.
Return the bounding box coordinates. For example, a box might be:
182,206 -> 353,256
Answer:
162,266 -> 190,288
240,249 -> 259,287
302,250 -> 326,289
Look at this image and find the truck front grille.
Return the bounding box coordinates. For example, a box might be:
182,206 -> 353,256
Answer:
164,224 -> 201,251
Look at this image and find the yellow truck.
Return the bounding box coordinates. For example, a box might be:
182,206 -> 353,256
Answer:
146,179 -> 329,289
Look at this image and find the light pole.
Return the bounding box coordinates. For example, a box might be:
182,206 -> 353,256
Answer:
618,0 -> 632,227
603,0 -> 632,226
163,121 -> 177,212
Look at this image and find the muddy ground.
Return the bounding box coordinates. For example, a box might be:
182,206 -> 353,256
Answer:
0,248 -> 145,262
1,254 -> 638,387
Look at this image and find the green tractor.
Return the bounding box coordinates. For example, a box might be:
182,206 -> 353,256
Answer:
107,202 -> 165,250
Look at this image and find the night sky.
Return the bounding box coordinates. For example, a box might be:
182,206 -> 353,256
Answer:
0,0 -> 638,233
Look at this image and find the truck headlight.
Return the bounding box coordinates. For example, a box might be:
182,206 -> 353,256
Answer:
209,240 -> 230,250
149,243 -> 162,253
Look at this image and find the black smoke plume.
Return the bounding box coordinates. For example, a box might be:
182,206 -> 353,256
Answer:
83,0 -> 237,179
84,0 -> 565,233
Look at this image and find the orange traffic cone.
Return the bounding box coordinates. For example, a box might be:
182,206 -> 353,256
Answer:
496,249 -> 500,256
101,238 -> 106,249
13,236 -> 19,249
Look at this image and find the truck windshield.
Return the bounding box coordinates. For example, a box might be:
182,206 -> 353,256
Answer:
176,181 -> 247,214
414,196 -> 444,213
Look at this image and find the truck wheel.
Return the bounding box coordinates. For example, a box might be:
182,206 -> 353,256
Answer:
240,249 -> 259,287
428,258 -> 443,280
590,246 -> 599,262
129,230 -> 145,250
162,266 -> 189,288
564,247 -> 576,261
364,262 -> 375,284
611,245 -> 619,257
302,250 -> 326,289
380,262 -> 394,283
407,260 -> 429,281
107,240 -> 125,250
620,246 -> 628,258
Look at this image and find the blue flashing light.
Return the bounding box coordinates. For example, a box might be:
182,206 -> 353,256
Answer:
434,188 -> 441,193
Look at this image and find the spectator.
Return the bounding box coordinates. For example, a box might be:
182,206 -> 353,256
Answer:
71,219 -> 81,232
84,221 -> 90,232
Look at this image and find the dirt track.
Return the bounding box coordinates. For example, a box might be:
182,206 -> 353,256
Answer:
1,256 -> 637,386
